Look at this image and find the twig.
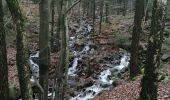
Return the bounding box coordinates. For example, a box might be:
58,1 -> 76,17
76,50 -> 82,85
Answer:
65,0 -> 81,14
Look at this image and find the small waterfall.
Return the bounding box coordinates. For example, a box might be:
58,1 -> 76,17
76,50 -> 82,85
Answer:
68,58 -> 79,76
70,54 -> 130,100
28,20 -> 130,100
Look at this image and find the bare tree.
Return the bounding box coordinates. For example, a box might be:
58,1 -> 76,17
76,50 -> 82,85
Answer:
5,0 -> 33,99
140,0 -> 167,99
39,0 -> 50,99
0,0 -> 9,99
129,0 -> 144,78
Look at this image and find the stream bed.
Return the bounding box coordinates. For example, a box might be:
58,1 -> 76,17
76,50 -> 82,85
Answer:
29,19 -> 130,100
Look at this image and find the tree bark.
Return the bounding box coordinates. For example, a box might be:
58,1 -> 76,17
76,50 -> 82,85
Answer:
55,0 -> 69,99
51,0 -> 55,52
122,0 -> 127,16
92,0 -> 95,34
140,0 -> 167,99
0,0 -> 9,99
129,0 -> 144,78
39,0 -> 50,99
5,0 -> 33,99
99,0 -> 104,34
105,1 -> 109,23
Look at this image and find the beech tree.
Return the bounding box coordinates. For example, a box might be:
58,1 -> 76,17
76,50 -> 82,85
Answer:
0,0 -> 9,99
129,0 -> 144,78
39,0 -> 50,99
99,0 -> 104,34
5,0 -> 33,99
55,0 -> 81,99
140,0 -> 167,99
55,0 -> 69,99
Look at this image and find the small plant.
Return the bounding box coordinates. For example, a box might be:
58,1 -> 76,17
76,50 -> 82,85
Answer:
112,32 -> 130,47
130,76 -> 137,81
9,85 -> 21,100
140,68 -> 145,75
158,71 -> 167,81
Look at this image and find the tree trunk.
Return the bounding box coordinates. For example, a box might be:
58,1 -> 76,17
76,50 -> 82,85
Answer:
144,0 -> 149,21
140,0 -> 167,99
129,0 -> 144,78
105,2 -> 109,23
99,0 -> 104,34
122,0 -> 127,16
55,0 -> 69,99
0,0 -> 9,99
92,0 -> 95,34
51,1 -> 55,52
5,0 -> 33,99
39,0 -> 50,99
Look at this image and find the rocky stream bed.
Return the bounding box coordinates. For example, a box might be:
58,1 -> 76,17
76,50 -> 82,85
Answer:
29,19 -> 130,100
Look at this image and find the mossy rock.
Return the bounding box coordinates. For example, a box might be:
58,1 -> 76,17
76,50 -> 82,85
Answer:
162,36 -> 170,61
9,85 -> 21,100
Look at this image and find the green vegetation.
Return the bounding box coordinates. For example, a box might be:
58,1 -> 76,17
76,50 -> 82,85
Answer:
158,71 -> 167,81
9,85 -> 21,100
162,35 -> 170,61
112,32 -> 130,47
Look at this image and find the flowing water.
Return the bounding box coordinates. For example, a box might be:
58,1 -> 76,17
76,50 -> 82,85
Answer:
69,54 -> 130,100
29,19 -> 130,100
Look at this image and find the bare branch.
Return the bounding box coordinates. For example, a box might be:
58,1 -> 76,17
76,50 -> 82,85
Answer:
65,0 -> 81,14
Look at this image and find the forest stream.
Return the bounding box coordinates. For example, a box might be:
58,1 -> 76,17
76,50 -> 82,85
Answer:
29,19 -> 130,100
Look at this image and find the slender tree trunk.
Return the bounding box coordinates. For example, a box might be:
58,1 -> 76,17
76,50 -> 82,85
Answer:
144,0 -> 149,21
51,1 -> 55,52
105,2 -> 109,23
0,0 -> 9,99
92,0 -> 95,34
140,0 -> 167,99
39,0 -> 50,99
122,0 -> 127,16
55,0 -> 69,99
6,0 -> 33,99
129,0 -> 144,78
54,0 -> 62,53
99,0 -> 104,34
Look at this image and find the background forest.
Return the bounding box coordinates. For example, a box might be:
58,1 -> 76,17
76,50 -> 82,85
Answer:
0,0 -> 170,100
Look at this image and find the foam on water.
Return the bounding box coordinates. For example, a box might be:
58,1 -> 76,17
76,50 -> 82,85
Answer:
68,58 -> 79,76
70,54 -> 130,100
115,55 -> 130,70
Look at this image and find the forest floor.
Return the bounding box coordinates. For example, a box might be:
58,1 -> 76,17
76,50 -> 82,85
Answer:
7,16 -> 170,100
6,1 -> 170,99
94,66 -> 170,100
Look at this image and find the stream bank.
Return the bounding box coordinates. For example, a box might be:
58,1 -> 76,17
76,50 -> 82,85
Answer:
28,18 -> 130,100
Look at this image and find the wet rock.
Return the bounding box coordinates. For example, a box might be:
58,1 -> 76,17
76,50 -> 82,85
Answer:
99,59 -> 104,63
111,68 -> 119,75
100,83 -> 112,88
68,79 -> 77,88
77,77 -> 95,90
89,44 -> 98,50
103,56 -> 112,61
74,43 -> 85,51
68,88 -> 79,97
112,80 -> 124,87
162,54 -> 170,61
120,66 -> 129,74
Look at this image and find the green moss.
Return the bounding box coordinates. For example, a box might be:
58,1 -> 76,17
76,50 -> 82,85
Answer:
129,76 -> 137,81
158,71 -> 167,81
9,85 -> 21,100
141,68 -> 145,75
112,32 -> 130,47
162,36 -> 170,61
